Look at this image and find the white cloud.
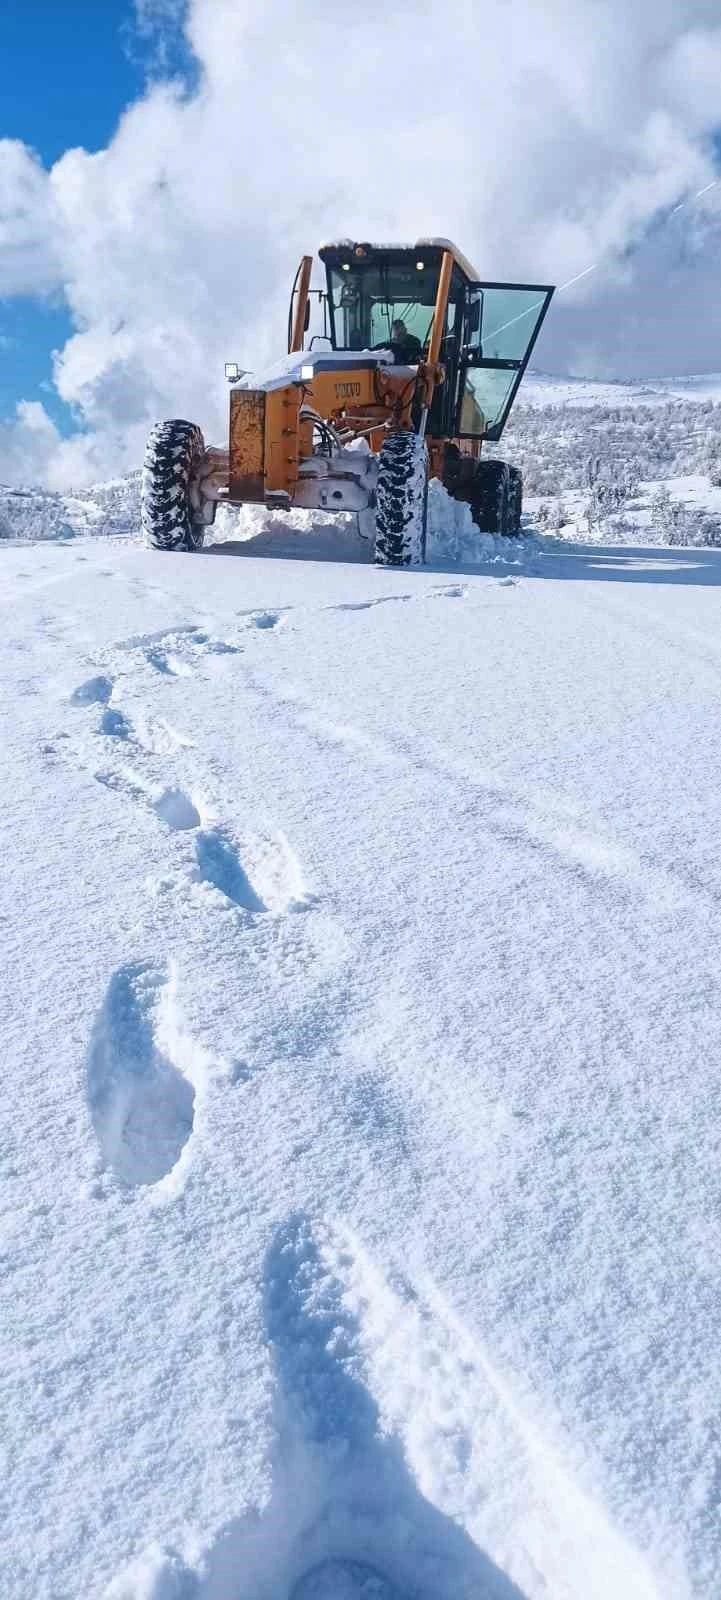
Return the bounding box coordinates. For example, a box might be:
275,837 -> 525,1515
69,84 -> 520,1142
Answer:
0,402 -> 62,486
0,142 -> 63,297
1,0 -> 721,485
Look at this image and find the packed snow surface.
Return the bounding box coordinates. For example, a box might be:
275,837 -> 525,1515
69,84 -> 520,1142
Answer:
3,512 -> 721,1600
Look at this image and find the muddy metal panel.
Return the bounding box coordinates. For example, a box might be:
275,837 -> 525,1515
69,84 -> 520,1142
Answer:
229,388 -> 266,501
264,386 -> 300,496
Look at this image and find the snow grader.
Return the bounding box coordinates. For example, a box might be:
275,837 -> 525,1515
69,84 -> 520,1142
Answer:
141,240 -> 554,566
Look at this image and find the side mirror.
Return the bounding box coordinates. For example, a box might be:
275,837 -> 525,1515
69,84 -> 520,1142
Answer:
467,299 -> 481,334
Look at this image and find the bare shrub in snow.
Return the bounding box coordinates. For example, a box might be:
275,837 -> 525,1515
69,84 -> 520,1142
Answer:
650,486 -> 721,547
536,499 -> 569,531
503,398 -> 721,496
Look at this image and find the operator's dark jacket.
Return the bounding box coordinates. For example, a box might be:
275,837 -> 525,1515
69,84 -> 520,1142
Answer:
391,334 -> 423,365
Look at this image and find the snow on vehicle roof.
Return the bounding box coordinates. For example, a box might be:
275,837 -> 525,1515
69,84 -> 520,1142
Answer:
318,238 -> 481,279
239,349 -> 417,392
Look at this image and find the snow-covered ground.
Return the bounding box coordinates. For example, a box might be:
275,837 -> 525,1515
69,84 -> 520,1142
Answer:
4,496 -> 721,1600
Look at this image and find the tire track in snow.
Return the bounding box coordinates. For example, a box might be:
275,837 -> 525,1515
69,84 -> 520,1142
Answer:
242,670 -> 700,913
568,578 -> 721,681
324,587 -> 467,613
328,595 -> 413,612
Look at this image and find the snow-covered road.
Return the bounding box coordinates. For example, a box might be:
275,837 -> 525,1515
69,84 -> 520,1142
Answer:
3,533 -> 721,1600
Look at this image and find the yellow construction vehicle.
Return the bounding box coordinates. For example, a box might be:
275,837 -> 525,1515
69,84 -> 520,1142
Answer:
141,240 -> 554,566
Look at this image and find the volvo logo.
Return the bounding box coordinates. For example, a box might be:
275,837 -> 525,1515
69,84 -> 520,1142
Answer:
335,382 -> 362,400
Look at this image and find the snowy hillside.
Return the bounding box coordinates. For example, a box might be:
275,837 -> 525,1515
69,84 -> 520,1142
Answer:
4,519 -> 721,1600
0,473 -> 143,543
495,376 -> 721,546
521,372 -> 721,407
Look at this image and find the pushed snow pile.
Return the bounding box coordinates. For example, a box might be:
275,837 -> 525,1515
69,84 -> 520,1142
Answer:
426,478 -> 522,563
210,480 -> 525,567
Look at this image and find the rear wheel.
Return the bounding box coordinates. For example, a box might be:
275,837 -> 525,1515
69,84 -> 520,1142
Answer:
508,465 -> 523,534
374,430 -> 428,567
141,420 -> 209,552
470,458 -> 511,535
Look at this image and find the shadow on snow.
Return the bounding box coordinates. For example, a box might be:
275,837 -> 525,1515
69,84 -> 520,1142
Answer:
203,529 -> 721,586
193,1213 -> 528,1600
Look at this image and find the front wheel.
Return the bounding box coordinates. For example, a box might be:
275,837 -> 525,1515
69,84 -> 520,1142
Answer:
373,430 -> 428,567
141,420 -> 209,552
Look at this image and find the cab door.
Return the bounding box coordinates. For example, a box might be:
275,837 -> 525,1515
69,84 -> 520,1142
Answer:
456,283 -> 554,440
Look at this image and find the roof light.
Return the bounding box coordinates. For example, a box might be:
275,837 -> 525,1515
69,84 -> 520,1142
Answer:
300,365 -> 314,380
341,263 -> 351,272
416,260 -> 425,270
354,245 -> 367,258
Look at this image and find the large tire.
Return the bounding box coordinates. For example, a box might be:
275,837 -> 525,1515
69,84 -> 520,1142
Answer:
470,458 -> 511,535
374,430 -> 428,567
141,420 -> 208,552
508,465 -> 523,535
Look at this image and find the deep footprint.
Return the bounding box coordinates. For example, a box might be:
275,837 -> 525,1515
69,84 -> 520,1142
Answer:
237,609 -> 285,631
195,827 -> 266,911
71,674 -> 113,705
87,962 -> 194,1188
251,611 -> 282,630
99,707 -> 132,740
145,649 -> 191,677
153,788 -> 201,831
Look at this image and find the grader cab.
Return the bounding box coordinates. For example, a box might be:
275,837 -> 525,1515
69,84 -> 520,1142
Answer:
141,240 -> 553,566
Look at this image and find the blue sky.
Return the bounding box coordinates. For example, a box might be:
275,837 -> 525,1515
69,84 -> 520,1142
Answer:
2,1 -> 145,167
1,0 -> 138,427
0,0 -> 195,429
